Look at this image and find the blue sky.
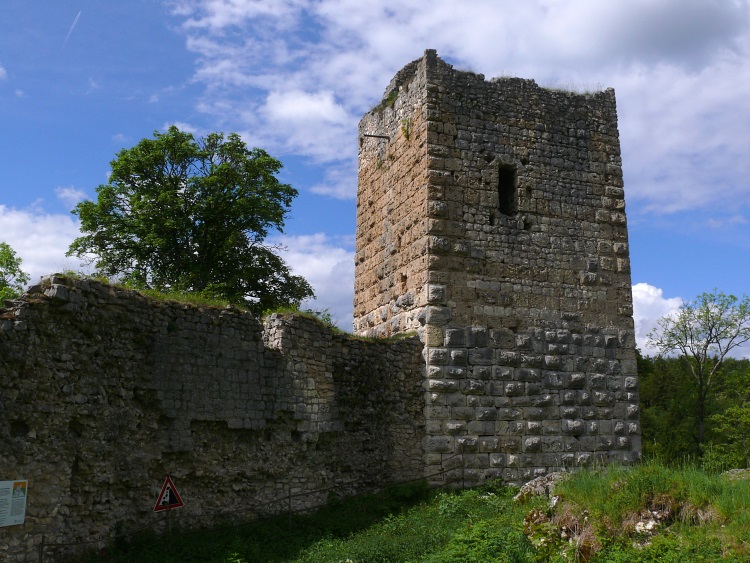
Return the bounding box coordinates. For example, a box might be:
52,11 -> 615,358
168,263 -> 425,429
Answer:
1,0 -> 749,353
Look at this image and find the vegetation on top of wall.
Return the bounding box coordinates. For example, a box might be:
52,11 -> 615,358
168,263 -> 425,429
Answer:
544,82 -> 606,95
371,88 -> 399,113
41,271 -> 252,312
264,305 -> 419,343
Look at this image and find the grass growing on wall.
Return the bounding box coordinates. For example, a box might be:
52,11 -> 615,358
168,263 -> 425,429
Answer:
67,463 -> 750,562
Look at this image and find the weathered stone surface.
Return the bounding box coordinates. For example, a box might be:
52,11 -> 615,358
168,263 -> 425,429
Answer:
0,276 -> 425,560
354,50 -> 639,485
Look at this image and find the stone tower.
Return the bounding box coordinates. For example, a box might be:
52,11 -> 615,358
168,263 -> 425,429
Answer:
354,50 -> 639,483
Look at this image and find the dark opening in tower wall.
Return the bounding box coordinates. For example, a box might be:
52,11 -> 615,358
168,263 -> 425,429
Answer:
498,165 -> 517,215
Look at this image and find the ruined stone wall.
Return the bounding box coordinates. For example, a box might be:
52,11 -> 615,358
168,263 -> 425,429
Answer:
0,275 -> 424,560
354,50 -> 639,486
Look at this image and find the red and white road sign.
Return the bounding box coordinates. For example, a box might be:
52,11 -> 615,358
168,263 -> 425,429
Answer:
153,475 -> 184,512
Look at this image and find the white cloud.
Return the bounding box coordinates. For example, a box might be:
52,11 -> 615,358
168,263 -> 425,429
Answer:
163,121 -> 200,134
0,205 -> 88,287
263,90 -> 348,124
15,89 -> 25,98
174,0 -> 305,31
171,0 -> 750,214
0,64 -> 7,80
538,0 -> 747,71
706,215 -> 748,229
310,164 -> 357,200
274,233 -> 355,330
631,282 -> 683,355
259,90 -> 356,162
55,187 -> 87,209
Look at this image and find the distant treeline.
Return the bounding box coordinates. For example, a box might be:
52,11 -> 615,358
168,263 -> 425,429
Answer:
639,352 -> 750,470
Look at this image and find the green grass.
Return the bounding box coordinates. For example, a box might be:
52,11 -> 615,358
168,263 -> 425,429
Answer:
65,464 -> 750,563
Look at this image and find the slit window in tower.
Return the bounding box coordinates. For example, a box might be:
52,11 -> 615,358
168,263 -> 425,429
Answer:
498,165 -> 517,216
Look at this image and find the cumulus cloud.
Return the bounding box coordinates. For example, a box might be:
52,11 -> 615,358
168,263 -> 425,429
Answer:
706,215 -> 748,229
111,133 -> 131,144
173,0 -> 305,31
55,187 -> 87,209
258,90 -> 356,163
274,233 -> 355,330
162,121 -> 200,134
0,206 -> 88,287
170,0 -> 750,215
310,164 -> 357,200
631,282 -> 683,355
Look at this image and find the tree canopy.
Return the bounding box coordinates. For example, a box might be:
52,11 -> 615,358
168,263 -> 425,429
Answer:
67,126 -> 313,313
0,242 -> 30,302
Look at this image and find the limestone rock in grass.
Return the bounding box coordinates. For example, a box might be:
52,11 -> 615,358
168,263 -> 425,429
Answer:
722,468 -> 750,481
513,471 -> 570,502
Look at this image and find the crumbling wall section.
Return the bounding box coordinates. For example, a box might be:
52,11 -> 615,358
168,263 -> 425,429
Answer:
0,275 -> 424,559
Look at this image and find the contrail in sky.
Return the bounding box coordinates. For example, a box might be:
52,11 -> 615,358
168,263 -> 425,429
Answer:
63,11 -> 82,47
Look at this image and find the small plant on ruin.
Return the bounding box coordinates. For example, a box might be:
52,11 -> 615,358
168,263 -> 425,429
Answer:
401,117 -> 412,140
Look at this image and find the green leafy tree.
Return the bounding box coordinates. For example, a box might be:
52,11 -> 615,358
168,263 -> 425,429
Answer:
648,290 -> 750,453
67,126 -> 313,313
0,242 -> 30,301
703,358 -> 750,470
638,353 -> 702,462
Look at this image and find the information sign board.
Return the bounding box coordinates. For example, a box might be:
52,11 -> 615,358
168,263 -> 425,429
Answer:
0,480 -> 27,527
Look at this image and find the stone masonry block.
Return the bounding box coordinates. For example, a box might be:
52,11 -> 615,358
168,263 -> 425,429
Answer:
493,366 -> 514,380
461,379 -> 486,395
467,326 -> 488,347
445,420 -> 467,435
456,436 -> 478,452
468,421 -> 495,435
426,347 -> 449,365
524,437 -> 542,452
469,348 -> 494,365
450,349 -> 468,365
444,327 -> 465,346
499,437 -> 522,453
489,328 -> 514,348
489,453 -> 505,467
427,379 -> 460,392
425,436 -> 454,453
452,407 -> 475,421
562,419 -> 584,436
473,366 -> 491,379
475,407 -> 497,420
504,382 -> 524,396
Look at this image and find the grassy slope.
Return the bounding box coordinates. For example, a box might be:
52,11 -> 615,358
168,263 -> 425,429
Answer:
71,464 -> 750,563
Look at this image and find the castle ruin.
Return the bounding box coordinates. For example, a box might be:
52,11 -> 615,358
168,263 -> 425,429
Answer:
355,50 -> 639,482
0,50 -> 639,558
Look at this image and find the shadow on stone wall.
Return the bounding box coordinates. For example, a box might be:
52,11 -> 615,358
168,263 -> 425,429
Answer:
0,275 -> 425,560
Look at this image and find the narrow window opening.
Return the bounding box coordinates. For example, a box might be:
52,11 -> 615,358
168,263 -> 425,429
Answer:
498,165 -> 517,215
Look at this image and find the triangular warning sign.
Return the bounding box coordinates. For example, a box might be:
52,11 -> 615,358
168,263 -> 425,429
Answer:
153,475 -> 184,512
